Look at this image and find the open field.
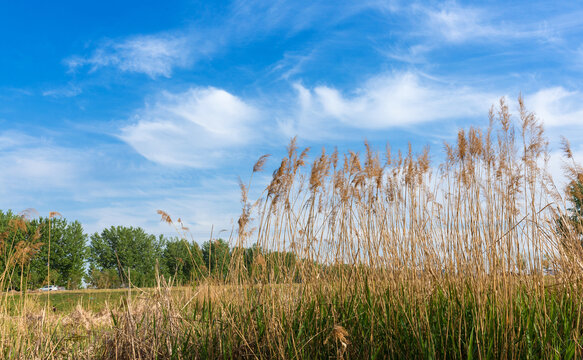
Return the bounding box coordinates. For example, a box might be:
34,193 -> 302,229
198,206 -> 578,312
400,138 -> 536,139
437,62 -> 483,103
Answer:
4,288 -> 131,314
3,285 -> 234,314
2,99 -> 583,358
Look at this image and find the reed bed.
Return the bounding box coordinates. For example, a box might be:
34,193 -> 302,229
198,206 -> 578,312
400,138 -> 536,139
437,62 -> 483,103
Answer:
2,96 -> 583,359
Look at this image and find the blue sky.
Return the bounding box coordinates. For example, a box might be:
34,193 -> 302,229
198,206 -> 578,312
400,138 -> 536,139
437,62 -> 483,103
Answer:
1,0 -> 583,240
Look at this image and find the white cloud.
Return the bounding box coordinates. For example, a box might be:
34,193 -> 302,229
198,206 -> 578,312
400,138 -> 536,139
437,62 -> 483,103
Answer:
280,72 -> 495,139
0,133 -> 88,210
78,174 -> 246,241
42,83 -> 82,98
528,87 -> 583,128
546,147 -> 583,198
420,3 -> 554,43
120,87 -> 261,167
423,4 -> 498,42
66,34 -> 196,78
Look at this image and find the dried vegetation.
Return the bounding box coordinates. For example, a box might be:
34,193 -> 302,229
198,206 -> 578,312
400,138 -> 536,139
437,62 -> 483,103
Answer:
2,97 -> 583,359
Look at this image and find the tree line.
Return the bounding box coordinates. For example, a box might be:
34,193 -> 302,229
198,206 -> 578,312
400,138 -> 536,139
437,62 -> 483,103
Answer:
0,210 -> 246,290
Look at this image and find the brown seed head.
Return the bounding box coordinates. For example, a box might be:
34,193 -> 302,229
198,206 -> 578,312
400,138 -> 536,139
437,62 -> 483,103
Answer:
157,210 -> 172,224
253,154 -> 271,173
561,136 -> 573,159
457,129 -> 467,161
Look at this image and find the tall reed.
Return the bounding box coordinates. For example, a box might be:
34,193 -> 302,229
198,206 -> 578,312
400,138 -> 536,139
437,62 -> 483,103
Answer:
3,96 -> 583,359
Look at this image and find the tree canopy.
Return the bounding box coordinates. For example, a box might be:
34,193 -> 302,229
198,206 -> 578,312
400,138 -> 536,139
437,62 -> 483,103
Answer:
160,237 -> 206,284
202,238 -> 231,279
0,211 -> 87,290
28,217 -> 87,289
88,226 -> 164,288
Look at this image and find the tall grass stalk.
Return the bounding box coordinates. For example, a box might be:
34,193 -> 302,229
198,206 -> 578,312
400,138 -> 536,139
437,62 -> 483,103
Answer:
2,97 -> 583,359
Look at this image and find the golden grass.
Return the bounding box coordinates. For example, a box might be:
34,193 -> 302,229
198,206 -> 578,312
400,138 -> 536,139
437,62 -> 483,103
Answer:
2,96 -> 583,358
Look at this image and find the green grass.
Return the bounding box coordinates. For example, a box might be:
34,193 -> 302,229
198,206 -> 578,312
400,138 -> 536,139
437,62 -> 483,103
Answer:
3,287 -> 192,314
1,277 -> 583,358
87,279 -> 583,359
34,289 -> 129,313
2,98 -> 583,358
2,289 -> 128,315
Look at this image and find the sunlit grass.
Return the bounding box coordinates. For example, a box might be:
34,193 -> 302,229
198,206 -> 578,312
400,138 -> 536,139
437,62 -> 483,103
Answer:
2,97 -> 583,359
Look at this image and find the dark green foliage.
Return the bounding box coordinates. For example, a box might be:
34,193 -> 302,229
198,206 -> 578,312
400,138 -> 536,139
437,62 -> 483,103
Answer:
28,217 -> 87,289
201,239 -> 231,279
88,226 -> 164,288
85,265 -> 122,289
160,237 -> 205,284
562,177 -> 583,241
0,211 -> 87,290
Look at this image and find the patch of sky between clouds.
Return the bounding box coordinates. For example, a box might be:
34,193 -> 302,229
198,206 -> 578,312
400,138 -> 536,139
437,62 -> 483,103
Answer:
0,137 -> 86,212
42,83 -> 82,98
78,175 -> 248,241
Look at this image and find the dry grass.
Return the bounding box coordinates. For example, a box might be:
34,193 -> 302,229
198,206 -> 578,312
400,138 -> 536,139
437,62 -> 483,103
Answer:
2,96 -> 583,358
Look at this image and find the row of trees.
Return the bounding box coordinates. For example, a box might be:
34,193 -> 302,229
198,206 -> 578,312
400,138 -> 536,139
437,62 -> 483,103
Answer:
0,210 -> 234,289
86,226 -> 232,288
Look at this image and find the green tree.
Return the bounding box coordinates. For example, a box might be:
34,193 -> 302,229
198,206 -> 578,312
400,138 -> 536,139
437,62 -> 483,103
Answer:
567,177 -> 583,237
558,176 -> 583,244
160,238 -> 206,285
88,226 -> 163,288
28,217 -> 87,289
85,264 -> 122,289
0,210 -> 43,291
202,239 -> 231,279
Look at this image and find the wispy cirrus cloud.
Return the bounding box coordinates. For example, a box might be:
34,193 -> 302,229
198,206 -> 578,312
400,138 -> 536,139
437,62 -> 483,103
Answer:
0,131 -> 87,207
120,87 -> 261,168
63,1 -> 389,80
421,4 -> 501,43
42,83 -> 82,98
419,2 -> 556,43
65,33 -> 201,78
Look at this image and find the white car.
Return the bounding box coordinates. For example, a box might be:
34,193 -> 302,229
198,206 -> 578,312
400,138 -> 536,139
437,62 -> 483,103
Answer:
39,285 -> 59,291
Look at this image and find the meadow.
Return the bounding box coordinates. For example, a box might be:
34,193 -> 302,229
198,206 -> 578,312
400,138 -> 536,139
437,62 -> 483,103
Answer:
2,97 -> 583,359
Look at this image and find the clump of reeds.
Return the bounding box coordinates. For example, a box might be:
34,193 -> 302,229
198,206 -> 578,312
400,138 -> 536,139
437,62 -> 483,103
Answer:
3,96 -> 583,359
95,97 -> 583,359
101,96 -> 583,359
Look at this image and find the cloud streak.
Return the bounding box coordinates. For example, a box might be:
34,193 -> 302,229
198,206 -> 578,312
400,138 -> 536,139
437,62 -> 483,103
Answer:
120,87 -> 261,167
420,2 -> 556,43
63,1 -> 388,79
280,72 -> 496,139
528,87 -> 583,128
66,34 -> 199,78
